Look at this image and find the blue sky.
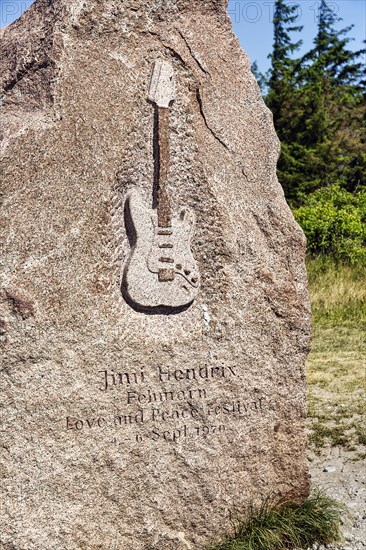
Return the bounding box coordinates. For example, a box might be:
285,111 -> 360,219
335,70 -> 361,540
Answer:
1,0 -> 33,27
1,0 -> 365,72
229,0 -> 366,72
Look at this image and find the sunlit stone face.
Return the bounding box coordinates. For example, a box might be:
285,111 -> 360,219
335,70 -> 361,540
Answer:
0,0 -> 311,548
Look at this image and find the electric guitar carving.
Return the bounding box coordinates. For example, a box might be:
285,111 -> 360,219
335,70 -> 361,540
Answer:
122,61 -> 200,311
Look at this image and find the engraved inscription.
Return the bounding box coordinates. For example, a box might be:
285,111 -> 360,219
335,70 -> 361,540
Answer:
127,387 -> 207,405
99,369 -> 145,392
99,365 -> 237,393
65,362 -> 267,447
65,363 -> 268,449
158,365 -> 237,382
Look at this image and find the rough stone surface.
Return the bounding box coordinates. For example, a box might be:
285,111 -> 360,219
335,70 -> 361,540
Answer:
0,1 -> 312,548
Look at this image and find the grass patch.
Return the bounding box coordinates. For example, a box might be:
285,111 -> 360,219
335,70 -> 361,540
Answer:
352,451 -> 366,462
306,257 -> 366,453
209,492 -> 345,550
307,256 -> 366,325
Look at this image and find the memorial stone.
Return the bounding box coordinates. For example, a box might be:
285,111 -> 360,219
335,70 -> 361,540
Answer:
0,1 -> 312,548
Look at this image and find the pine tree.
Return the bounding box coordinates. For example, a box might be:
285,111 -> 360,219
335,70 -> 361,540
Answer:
266,0 -> 303,125
275,0 -> 366,204
251,61 -> 267,95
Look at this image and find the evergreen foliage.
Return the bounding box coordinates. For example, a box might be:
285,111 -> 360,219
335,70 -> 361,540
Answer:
266,0 -> 302,133
258,0 -> 366,262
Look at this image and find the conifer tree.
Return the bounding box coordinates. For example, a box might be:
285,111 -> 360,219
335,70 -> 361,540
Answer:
266,0 -> 303,125
275,0 -> 365,203
251,61 -> 267,94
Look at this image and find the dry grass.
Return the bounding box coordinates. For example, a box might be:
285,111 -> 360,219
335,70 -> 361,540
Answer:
306,258 -> 366,453
307,258 -> 366,325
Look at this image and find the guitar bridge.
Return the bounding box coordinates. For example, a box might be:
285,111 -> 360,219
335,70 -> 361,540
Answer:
159,268 -> 175,282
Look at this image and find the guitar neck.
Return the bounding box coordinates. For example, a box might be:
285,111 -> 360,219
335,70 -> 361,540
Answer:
157,106 -> 172,228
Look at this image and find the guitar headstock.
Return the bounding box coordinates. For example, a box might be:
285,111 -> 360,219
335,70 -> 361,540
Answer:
148,60 -> 176,108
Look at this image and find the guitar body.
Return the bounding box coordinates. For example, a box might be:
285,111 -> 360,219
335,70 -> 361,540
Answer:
122,190 -> 200,311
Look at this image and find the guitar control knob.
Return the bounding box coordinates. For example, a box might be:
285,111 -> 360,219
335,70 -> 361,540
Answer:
184,269 -> 191,276
176,264 -> 182,270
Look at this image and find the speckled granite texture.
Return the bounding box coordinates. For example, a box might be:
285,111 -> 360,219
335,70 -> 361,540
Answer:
0,1 -> 312,548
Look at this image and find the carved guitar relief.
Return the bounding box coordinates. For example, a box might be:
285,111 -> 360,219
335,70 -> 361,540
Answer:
122,61 -> 200,312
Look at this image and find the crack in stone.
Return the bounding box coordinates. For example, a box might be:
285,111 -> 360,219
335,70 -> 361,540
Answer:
177,30 -> 211,77
195,87 -> 230,151
146,31 -> 188,68
142,31 -> 230,153
2,59 -> 53,94
162,45 -> 187,67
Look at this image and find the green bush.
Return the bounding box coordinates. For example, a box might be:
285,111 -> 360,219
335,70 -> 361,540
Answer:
294,185 -> 366,264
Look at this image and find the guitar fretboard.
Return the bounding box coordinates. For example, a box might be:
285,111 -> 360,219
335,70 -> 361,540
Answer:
156,106 -> 172,228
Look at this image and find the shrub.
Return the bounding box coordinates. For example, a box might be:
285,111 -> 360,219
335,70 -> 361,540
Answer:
293,185 -> 366,264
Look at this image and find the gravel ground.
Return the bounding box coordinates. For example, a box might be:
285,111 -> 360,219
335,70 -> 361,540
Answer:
309,446 -> 366,549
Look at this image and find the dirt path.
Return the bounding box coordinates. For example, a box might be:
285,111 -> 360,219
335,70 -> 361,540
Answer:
309,447 -> 366,549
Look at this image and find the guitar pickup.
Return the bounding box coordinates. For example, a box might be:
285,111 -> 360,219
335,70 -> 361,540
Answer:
157,229 -> 173,236
159,243 -> 173,249
159,268 -> 175,282
160,257 -> 174,263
